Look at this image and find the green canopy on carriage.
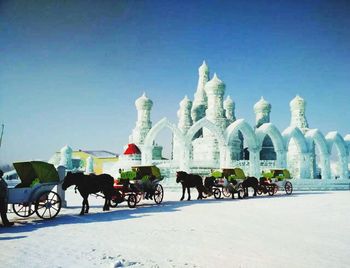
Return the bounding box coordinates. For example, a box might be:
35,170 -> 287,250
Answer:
131,165 -> 162,180
222,168 -> 246,180
13,161 -> 59,187
262,169 -> 291,181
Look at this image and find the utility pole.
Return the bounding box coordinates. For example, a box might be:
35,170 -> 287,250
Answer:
0,124 -> 4,148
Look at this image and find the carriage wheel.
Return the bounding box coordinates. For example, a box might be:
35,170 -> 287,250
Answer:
109,199 -> 119,208
35,191 -> 61,220
154,184 -> 164,204
238,188 -> 245,199
127,194 -> 137,208
222,187 -> 231,198
213,188 -> 221,199
110,190 -> 123,208
285,181 -> 293,195
12,203 -> 35,217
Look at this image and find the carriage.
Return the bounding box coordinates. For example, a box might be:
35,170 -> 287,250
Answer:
207,168 -> 245,199
7,161 -> 62,219
110,165 -> 164,208
258,169 -> 293,196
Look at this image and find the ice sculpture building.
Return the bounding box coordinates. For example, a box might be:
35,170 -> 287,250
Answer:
126,61 -> 349,189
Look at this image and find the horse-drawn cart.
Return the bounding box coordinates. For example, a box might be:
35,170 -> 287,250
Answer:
259,169 -> 293,196
206,168 -> 246,199
8,161 -> 62,219
110,165 -> 164,208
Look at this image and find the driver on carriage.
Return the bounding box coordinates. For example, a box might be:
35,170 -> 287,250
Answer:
0,170 -> 14,227
141,174 -> 156,200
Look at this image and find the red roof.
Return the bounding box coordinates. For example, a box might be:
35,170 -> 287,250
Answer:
123,144 -> 141,155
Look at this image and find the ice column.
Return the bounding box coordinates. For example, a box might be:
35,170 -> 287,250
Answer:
85,156 -> 94,174
59,145 -> 73,170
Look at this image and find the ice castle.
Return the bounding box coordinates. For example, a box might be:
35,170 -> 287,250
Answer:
123,61 -> 350,190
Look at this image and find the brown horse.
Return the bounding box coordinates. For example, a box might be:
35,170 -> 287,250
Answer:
176,171 -> 210,201
242,176 -> 259,197
62,172 -> 117,215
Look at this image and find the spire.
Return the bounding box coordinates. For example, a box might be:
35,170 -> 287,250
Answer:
192,61 -> 210,122
198,60 -> 209,74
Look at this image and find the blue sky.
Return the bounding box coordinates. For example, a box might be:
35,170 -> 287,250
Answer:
0,0 -> 349,164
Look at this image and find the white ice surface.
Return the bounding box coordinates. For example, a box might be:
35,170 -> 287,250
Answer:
1,189 -> 350,268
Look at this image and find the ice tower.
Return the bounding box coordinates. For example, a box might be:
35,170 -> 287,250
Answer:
290,95 -> 309,133
129,93 -> 153,145
254,97 -> 276,160
254,97 -> 271,128
191,61 -> 209,123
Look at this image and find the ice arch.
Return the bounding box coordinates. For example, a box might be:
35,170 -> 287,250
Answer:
225,119 -> 258,150
142,118 -> 185,166
255,123 -> 286,167
282,126 -> 309,179
325,131 -> 349,179
225,119 -> 259,177
305,129 -> 331,179
185,118 -> 226,169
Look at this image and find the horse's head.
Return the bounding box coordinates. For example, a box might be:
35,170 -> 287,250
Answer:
176,171 -> 185,183
62,172 -> 76,190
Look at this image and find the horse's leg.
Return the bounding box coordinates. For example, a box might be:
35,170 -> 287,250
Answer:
187,187 -> 191,201
180,185 -> 185,201
103,193 -> 110,211
244,187 -> 248,197
85,195 -> 90,214
80,197 -> 86,215
196,186 -> 202,200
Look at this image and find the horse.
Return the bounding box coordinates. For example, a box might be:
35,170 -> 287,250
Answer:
241,176 -> 259,197
62,172 -> 117,215
176,171 -> 210,201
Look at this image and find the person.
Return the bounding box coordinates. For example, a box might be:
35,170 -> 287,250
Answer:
0,169 -> 14,227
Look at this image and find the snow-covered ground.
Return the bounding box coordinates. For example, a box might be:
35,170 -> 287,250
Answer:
1,188 -> 350,268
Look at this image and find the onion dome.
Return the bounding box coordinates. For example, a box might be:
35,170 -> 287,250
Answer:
179,95 -> 192,108
60,145 -> 72,154
123,143 -> 141,155
204,73 -> 225,95
198,60 -> 209,75
290,95 -> 305,110
254,97 -> 271,113
224,95 -> 235,109
135,92 -> 153,110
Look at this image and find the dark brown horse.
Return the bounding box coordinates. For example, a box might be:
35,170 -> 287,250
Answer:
62,172 -> 116,215
242,176 -> 259,197
176,171 -> 209,201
